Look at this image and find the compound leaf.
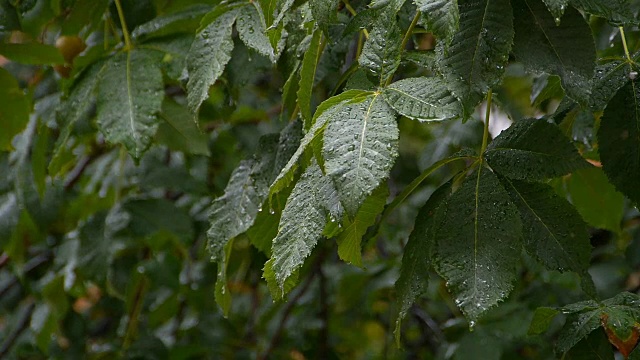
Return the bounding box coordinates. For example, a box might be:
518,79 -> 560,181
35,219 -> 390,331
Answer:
383,76 -> 463,121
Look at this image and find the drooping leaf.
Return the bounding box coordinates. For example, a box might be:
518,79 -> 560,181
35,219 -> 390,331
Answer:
415,0 -> 459,45
132,4 -> 211,40
0,68 -> 30,151
268,161 -> 335,291
484,119 -> 590,181
237,4 -> 277,63
297,28 -> 322,129
359,15 -> 403,85
186,10 -> 237,114
512,0 -> 595,106
542,0 -> 569,20
215,237 -> 234,316
322,94 -> 399,217
569,0 -> 635,25
156,99 -> 210,156
598,81 -> 640,205
269,90 -> 372,198
0,43 -> 64,65
263,257 -> 300,301
498,177 -> 590,273
337,183 -> 388,267
394,181 -> 451,344
383,76 -> 463,121
528,307 -> 560,335
434,167 -> 522,321
96,49 -> 164,159
566,167 -> 625,232
438,0 -> 514,115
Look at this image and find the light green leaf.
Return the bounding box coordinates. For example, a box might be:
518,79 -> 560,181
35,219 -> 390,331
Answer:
132,4 -> 210,40
268,161 -> 334,291
186,10 -> 237,114
484,119 -> 590,181
498,177 -> 590,273
96,49 -> 164,159
156,99 -> 210,156
237,4 -> 277,63
415,0 -> 459,45
0,43 -> 64,65
269,90 -> 372,198
569,0 -> 635,25
50,62 -> 104,176
528,307 -> 560,335
434,167 -> 522,321
542,0 -> 568,20
566,167 -> 625,232
359,15 -> 403,85
0,68 -> 30,151
337,183 -> 388,267
297,28 -> 322,129
264,257 -> 299,301
383,76 -> 462,121
394,181 -> 451,345
438,0 -> 513,115
598,80 -> 640,205
215,238 -> 234,316
512,0 -> 595,106
323,94 -> 399,217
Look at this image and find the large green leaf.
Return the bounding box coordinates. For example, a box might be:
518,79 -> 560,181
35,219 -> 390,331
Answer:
589,57 -> 635,112
0,68 -> 30,151
297,28 -> 322,129
186,10 -> 237,114
512,0 -> 595,106
566,167 -> 625,232
569,0 -> 635,25
438,0 -> 514,115
415,0 -> 459,45
269,90 -> 372,198
434,167 -> 522,321
96,49 -> 164,159
383,76 -> 463,121
394,181 -> 451,344
598,81 -> 640,205
484,119 -> 590,181
267,161 -> 335,291
237,4 -> 276,63
336,183 -> 388,267
359,15 -> 403,85
498,177 -> 590,273
322,94 -> 399,217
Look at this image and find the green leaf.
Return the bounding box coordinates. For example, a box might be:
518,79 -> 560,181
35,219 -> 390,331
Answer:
0,68 -> 30,151
484,119 -> 590,181
566,167 -> 625,232
438,0 -> 514,115
542,0 -> 568,20
394,181 -> 451,344
268,160 -> 335,291
589,58 -> 635,112
359,15 -> 402,85
237,4 -> 277,63
569,0 -> 635,25
322,94 -> 399,217
96,49 -> 164,159
215,237 -> 234,316
383,76 -> 463,121
337,183 -> 388,267
512,0 -> 595,106
556,308 -> 603,353
269,90 -> 372,198
60,0 -> 109,35
564,329 -> 615,360
264,257 -> 299,301
186,10 -> 237,114
0,42 -> 64,65
598,80 -> 640,205
498,177 -> 590,273
156,99 -> 210,156
415,0 -> 459,45
310,0 -> 338,33
132,4 -> 210,40
433,167 -> 522,321
528,307 -> 560,335
297,28 -> 322,129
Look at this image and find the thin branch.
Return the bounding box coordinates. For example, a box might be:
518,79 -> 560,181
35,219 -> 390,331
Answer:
114,0 -> 133,50
385,11 -> 421,86
619,27 -> 633,63
480,89 -> 493,155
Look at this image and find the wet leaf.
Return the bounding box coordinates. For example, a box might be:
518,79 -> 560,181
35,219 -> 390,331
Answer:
383,76 -> 463,121
0,68 -> 30,151
416,0 -> 459,46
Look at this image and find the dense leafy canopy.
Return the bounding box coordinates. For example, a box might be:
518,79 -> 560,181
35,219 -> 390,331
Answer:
2,0 -> 640,358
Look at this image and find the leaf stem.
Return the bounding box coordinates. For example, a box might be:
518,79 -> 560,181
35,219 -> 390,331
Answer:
619,27 -> 633,63
385,11 -> 421,86
480,89 -> 493,155
342,0 -> 369,39
114,0 -> 132,51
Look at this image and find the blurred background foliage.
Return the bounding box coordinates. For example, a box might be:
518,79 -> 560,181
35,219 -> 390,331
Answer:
1,0 -> 640,359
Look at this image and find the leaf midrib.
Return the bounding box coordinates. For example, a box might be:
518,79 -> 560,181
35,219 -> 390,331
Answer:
125,52 -> 137,149
524,0 -> 568,71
